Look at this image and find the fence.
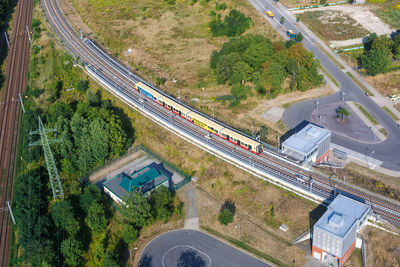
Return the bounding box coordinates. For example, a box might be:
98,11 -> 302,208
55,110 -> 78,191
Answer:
139,144 -> 192,189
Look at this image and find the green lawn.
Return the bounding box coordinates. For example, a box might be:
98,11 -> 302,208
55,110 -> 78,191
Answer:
354,102 -> 379,125
382,106 -> 400,121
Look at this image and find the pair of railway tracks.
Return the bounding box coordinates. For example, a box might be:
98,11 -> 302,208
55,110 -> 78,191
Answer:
0,0 -> 33,265
41,0 -> 400,225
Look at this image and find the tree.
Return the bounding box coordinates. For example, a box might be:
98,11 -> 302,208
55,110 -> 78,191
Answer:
361,47 -> 391,76
80,184 -> 102,212
218,199 -> 235,227
223,9 -> 253,37
337,107 -> 350,121
51,200 -> 79,236
121,190 -> 152,227
215,53 -> 241,83
280,16 -> 285,24
295,32 -> 303,42
231,84 -> 250,100
149,186 -> 174,222
260,125 -> 268,142
102,252 -> 119,267
229,61 -> 253,84
76,79 -> 89,92
61,238 -> 83,267
85,202 -> 108,235
218,208 -> 234,227
123,223 -> 138,244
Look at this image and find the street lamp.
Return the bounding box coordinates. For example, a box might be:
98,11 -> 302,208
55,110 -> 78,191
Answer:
130,247 -> 138,264
341,92 -> 346,103
315,101 -> 319,113
369,127 -> 374,141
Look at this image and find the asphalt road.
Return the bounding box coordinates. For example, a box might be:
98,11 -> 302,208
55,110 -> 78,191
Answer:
250,0 -> 400,170
139,230 -> 271,267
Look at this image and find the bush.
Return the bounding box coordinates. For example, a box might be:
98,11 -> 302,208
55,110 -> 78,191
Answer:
210,9 -> 253,37
76,79 -> 89,92
295,32 -> 303,42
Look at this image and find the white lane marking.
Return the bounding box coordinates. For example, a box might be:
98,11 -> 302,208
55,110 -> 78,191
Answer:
161,245 -> 212,267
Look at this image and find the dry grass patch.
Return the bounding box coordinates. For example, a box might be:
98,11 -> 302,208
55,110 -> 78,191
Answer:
362,226 -> 400,267
297,10 -> 370,41
364,70 -> 400,96
279,0 -> 340,8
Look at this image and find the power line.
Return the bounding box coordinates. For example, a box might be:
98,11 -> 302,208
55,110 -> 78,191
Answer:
29,116 -> 64,200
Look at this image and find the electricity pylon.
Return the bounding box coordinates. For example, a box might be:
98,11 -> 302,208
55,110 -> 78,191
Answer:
29,116 -> 64,200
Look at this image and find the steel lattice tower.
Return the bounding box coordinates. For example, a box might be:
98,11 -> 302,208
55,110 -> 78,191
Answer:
29,116 -> 64,200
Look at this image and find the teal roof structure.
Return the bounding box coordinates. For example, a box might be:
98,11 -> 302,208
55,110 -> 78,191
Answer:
119,167 -> 163,192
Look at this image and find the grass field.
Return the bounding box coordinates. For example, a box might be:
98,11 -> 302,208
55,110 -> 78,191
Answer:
364,70 -> 400,96
279,0 -> 343,8
296,10 -> 370,41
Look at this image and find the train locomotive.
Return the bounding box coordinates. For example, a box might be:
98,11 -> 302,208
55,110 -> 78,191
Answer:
134,82 -> 263,154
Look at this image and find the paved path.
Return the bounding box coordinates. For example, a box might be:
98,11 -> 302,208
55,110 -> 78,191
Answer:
139,230 -> 271,267
249,0 -> 400,171
183,182 -> 199,230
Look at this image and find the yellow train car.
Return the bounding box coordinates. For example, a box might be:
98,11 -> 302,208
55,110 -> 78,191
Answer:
187,112 -> 224,135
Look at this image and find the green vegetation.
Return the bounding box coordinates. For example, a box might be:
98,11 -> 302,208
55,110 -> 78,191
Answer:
345,72 -> 373,96
209,9 -> 253,37
354,102 -> 379,125
0,0 -> 11,91
361,32 -> 400,75
296,11 -> 370,41
210,34 -> 323,104
379,127 -> 388,137
218,199 -> 236,227
337,106 -> 350,121
383,106 -> 400,121
373,4 -> 400,29
201,226 -> 285,267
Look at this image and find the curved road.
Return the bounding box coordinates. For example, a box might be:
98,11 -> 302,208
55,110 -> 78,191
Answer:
250,0 -> 400,170
139,230 -> 271,267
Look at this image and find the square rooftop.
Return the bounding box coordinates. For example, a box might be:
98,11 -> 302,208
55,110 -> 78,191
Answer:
282,124 -> 330,156
315,195 -> 370,238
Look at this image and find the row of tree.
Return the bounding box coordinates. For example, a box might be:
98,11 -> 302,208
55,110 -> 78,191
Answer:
361,31 -> 400,76
210,34 -> 323,103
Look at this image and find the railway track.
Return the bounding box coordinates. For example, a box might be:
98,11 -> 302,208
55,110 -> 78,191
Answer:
0,0 -> 33,265
41,0 -> 400,225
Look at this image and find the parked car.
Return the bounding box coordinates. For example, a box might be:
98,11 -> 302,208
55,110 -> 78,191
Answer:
389,94 -> 399,101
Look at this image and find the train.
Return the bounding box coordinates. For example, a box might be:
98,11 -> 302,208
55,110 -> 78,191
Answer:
134,82 -> 263,154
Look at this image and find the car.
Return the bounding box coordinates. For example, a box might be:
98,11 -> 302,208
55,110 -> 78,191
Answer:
266,11 -> 274,18
389,95 -> 399,101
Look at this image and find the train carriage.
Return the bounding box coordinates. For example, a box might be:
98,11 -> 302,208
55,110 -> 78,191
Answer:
135,82 -> 162,101
220,128 -> 262,154
187,112 -> 224,135
157,96 -> 191,119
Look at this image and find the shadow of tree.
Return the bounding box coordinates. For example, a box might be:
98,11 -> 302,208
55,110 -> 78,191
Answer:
177,249 -> 206,267
138,253 -> 153,267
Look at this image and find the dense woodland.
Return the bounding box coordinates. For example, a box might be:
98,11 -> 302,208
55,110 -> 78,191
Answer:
210,34 -> 323,105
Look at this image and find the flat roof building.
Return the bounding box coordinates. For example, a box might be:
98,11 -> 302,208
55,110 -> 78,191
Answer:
282,123 -> 331,164
103,165 -> 169,204
312,195 -> 370,267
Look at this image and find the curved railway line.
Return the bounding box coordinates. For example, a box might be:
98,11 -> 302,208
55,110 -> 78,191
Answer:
0,0 -> 33,265
41,0 -> 400,225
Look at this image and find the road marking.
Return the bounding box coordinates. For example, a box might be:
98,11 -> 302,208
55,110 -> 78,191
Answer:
161,245 -> 212,267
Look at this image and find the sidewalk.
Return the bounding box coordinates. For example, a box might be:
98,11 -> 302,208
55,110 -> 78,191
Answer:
271,0 -> 400,123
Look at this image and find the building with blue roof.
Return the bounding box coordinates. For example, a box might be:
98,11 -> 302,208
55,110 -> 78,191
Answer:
312,195 -> 370,267
103,165 -> 170,204
282,123 -> 331,164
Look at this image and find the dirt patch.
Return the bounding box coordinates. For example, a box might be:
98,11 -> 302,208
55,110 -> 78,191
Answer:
296,10 -> 370,41
295,5 -> 394,37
